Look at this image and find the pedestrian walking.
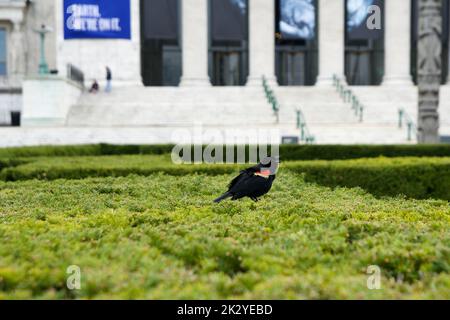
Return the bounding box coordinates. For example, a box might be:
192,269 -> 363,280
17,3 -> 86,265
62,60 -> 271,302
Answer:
105,66 -> 112,93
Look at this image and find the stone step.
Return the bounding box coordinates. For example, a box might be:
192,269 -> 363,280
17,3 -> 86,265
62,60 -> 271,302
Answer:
78,87 -> 269,104
61,85 -> 447,145
67,103 -> 278,126
302,123 -> 416,144
0,124 -> 415,147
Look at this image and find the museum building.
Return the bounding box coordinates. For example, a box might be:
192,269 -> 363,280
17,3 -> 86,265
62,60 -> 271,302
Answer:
0,0 -> 450,145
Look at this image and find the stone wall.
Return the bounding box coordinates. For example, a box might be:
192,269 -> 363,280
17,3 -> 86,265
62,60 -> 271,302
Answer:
21,75 -> 83,126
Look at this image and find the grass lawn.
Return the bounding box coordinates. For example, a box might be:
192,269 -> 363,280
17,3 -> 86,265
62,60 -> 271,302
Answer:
0,155 -> 449,299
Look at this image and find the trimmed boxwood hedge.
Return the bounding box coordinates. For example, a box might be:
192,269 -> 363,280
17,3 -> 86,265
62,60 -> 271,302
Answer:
0,155 -> 240,182
277,144 -> 450,160
0,158 -> 29,172
286,157 -> 450,200
2,154 -> 450,200
2,144 -> 450,160
0,145 -> 102,158
1,173 -> 449,299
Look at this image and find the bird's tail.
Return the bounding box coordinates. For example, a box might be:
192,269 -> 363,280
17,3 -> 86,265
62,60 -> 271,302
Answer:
213,192 -> 232,203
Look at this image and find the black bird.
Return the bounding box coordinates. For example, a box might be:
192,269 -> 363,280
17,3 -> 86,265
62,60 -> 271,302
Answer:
214,157 -> 279,203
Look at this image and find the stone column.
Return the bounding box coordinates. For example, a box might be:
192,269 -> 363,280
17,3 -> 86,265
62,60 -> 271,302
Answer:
180,0 -> 210,86
448,8 -> 450,85
9,21 -> 26,86
383,0 -> 413,85
316,0 -> 346,85
246,0 -> 277,86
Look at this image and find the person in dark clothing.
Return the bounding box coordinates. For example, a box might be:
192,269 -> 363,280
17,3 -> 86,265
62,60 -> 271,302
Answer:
105,66 -> 112,92
89,80 -> 99,94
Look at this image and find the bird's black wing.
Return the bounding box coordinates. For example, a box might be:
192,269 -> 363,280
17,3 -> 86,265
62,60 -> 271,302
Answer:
230,174 -> 272,199
227,164 -> 260,190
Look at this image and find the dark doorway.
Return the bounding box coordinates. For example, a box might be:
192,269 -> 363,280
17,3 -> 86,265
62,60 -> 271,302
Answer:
410,0 -> 449,85
276,43 -> 317,86
345,0 -> 385,85
209,0 -> 249,86
275,0 -> 318,86
140,0 -> 181,86
345,39 -> 384,85
277,50 -> 305,85
212,50 -> 244,85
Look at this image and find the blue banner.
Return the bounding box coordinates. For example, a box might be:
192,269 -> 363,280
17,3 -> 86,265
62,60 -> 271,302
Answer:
64,0 -> 131,39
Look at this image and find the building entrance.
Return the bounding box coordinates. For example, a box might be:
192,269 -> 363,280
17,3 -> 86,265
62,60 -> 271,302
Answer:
140,0 -> 181,86
212,50 -> 245,86
276,45 -> 317,86
345,39 -> 384,85
344,0 -> 385,85
209,0 -> 249,86
275,0 -> 318,86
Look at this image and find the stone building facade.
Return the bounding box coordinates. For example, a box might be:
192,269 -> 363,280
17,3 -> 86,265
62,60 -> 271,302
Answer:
0,0 -> 449,146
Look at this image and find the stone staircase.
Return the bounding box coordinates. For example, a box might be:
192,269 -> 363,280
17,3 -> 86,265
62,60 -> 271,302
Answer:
4,80 -> 449,147
67,87 -> 276,127
62,84 -> 437,144
351,84 -> 450,141
273,86 -> 414,144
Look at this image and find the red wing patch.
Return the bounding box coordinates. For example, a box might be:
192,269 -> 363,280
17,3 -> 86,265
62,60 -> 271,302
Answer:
255,170 -> 271,178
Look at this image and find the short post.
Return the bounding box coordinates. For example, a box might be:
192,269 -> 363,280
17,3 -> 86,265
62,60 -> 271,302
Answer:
359,105 -> 364,122
268,92 -> 274,104
398,109 -> 404,128
307,136 -> 315,144
407,122 -> 413,141
346,90 -> 352,103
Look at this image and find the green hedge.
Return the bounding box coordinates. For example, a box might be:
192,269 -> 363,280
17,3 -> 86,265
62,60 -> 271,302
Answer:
2,144 -> 450,160
278,144 -> 450,160
0,158 -> 29,172
2,154 -> 450,201
1,173 -> 449,299
286,157 -> 450,200
0,145 -> 102,158
0,155 -> 239,182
